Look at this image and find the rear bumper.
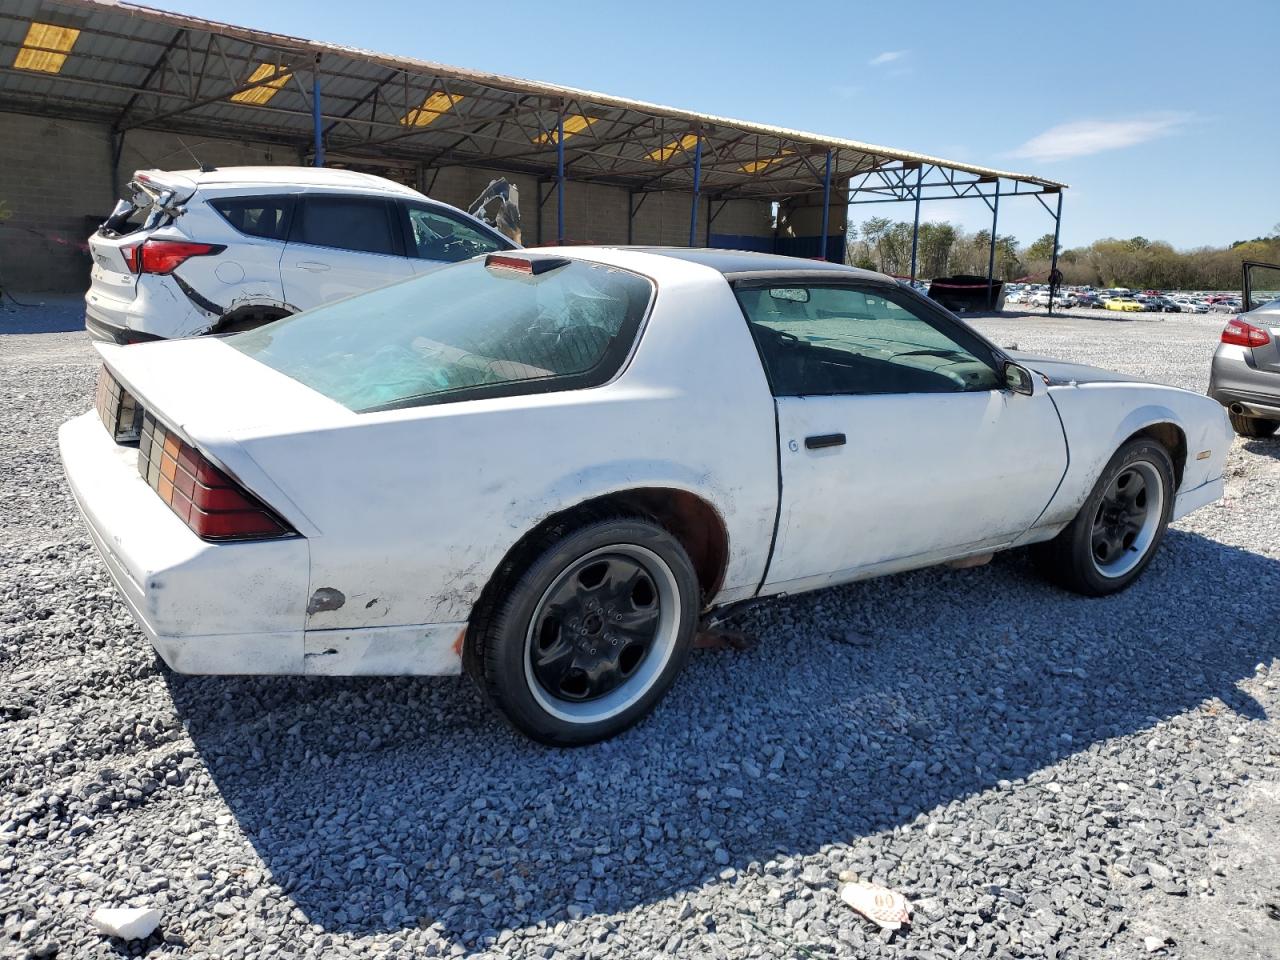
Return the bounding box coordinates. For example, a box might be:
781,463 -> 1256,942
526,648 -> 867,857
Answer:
84,312 -> 163,345
59,410 -> 465,676
85,273 -> 216,342
1208,345 -> 1280,417
59,410 -> 311,673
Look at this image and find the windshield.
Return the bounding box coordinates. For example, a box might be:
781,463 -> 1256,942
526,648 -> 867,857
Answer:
228,257 -> 654,412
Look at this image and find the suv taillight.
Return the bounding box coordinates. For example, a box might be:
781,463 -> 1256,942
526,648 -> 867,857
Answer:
123,239 -> 224,275
1221,318 -> 1271,348
138,413 -> 292,541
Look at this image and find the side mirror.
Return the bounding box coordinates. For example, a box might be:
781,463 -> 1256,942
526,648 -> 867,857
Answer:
1003,361 -> 1035,396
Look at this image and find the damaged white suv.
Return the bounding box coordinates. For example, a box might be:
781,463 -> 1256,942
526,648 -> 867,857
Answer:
85,166 -> 516,343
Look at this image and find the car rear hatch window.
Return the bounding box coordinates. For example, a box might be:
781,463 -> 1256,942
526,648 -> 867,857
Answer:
226,255 -> 654,412
89,171 -> 197,290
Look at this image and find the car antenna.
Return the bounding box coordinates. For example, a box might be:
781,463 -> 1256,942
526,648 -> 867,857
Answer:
175,136 -> 217,173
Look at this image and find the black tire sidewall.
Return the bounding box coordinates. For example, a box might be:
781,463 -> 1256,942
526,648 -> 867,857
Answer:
1229,411 -> 1279,439
1067,439 -> 1175,594
478,518 -> 699,746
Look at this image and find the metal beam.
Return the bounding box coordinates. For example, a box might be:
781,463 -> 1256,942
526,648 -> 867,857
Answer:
312,56 -> 324,166
986,180 -> 1000,307
556,108 -> 565,244
1048,190 -> 1063,317
120,60 -> 298,131
688,134 -> 702,247
113,29 -> 186,131
819,149 -> 832,260
909,164 -> 922,281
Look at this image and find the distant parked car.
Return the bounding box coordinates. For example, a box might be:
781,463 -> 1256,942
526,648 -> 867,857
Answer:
1105,297 -> 1145,313
1173,298 -> 1208,314
1210,300 -> 1241,314
1074,292 -> 1102,308
86,166 -> 517,343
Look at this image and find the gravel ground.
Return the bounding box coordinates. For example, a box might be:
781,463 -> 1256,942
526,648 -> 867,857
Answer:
1,303 -> 1277,960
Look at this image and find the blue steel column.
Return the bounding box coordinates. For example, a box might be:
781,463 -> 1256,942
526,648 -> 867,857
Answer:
819,149 -> 832,260
909,165 -> 923,281
556,110 -> 565,244
986,180 -> 1000,307
1048,190 -> 1063,317
312,56 -> 324,167
688,134 -> 702,247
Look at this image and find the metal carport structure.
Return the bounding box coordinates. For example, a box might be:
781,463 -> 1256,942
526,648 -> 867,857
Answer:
0,0 -> 1066,287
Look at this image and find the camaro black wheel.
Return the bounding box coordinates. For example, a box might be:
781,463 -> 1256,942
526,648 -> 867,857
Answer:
1228,411 -> 1279,439
467,514 -> 698,746
1032,437 -> 1175,596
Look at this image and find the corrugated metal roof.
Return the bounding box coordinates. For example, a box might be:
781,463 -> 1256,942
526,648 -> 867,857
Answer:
0,0 -> 1068,197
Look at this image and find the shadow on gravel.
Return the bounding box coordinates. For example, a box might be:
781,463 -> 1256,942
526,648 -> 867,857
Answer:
165,529 -> 1279,948
1242,436 -> 1280,460
0,299 -> 87,334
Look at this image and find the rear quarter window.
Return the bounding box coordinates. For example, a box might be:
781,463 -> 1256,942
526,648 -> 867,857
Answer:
209,196 -> 294,241
228,256 -> 654,412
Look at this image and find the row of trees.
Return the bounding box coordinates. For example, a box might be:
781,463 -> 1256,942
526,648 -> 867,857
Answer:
846,218 -> 1280,291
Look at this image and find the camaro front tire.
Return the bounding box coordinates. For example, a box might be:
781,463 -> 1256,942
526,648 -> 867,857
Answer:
467,514 -> 699,746
1032,437 -> 1175,596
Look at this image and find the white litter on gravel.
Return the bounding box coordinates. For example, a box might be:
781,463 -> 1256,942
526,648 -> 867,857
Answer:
89,905 -> 160,940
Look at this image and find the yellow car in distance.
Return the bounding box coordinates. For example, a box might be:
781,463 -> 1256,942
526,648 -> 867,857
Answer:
1105,297 -> 1145,312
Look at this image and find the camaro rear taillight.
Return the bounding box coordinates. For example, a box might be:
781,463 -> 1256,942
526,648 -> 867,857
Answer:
95,366 -> 141,442
137,413 -> 293,541
122,239 -> 224,275
1221,318 -> 1271,347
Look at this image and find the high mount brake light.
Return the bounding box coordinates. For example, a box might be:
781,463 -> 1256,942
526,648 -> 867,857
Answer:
121,238 -> 224,275
138,413 -> 293,541
484,253 -> 570,276
1221,318 -> 1271,348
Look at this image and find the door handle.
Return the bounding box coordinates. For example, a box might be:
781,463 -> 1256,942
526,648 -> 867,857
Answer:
294,261 -> 331,272
804,433 -> 846,450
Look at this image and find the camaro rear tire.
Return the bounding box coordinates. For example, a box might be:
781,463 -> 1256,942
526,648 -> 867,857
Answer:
467,514 -> 699,746
1032,438 -> 1175,596
1228,411 -> 1279,439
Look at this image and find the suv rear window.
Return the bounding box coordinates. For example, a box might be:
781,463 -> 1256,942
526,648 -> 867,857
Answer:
228,256 -> 654,412
209,196 -> 293,241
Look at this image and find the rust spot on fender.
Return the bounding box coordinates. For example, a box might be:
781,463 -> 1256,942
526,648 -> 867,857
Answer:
453,628 -> 467,658
307,587 -> 346,615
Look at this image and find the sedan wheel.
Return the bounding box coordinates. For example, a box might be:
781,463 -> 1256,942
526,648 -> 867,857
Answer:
1228,411 -> 1280,438
467,514 -> 698,745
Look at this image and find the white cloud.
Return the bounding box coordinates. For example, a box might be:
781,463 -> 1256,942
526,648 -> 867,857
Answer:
869,50 -> 906,66
1009,113 -> 1190,162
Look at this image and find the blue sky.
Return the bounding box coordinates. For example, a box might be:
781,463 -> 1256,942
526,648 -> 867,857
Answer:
166,0 -> 1278,251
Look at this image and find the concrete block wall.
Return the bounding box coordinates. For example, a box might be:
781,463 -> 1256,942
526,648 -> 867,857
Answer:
0,113 -> 115,293
0,109 -> 775,292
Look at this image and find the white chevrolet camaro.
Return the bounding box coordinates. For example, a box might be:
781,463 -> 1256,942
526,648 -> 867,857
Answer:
60,248 -> 1232,744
